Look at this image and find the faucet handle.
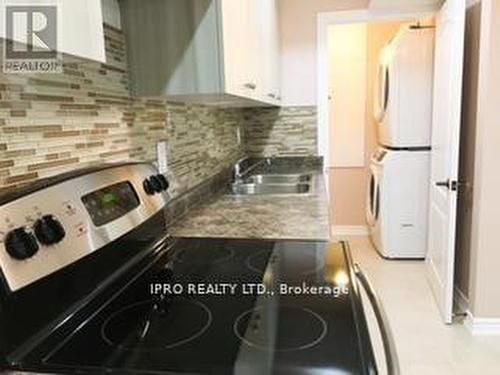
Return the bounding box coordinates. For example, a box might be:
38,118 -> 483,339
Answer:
233,162 -> 242,181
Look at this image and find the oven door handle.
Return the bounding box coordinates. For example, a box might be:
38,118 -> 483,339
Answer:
354,263 -> 400,375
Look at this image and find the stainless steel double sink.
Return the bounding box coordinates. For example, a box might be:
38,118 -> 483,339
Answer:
231,174 -> 312,195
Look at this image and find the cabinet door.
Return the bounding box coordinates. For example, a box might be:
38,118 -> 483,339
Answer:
257,0 -> 280,104
61,0 -> 105,62
0,0 -> 105,62
247,0 -> 263,101
220,0 -> 257,99
121,0 -> 222,97
269,0 -> 281,102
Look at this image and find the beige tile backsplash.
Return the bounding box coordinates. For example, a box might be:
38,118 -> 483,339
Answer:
243,106 -> 317,157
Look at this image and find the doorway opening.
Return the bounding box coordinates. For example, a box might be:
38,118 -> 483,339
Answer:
317,1 -> 467,325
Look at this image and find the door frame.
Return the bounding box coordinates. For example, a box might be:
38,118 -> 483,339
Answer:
316,5 -> 439,169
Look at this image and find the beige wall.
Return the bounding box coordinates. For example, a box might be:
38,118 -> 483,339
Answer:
454,0 -> 500,319
328,23 -> 367,168
465,0 -> 500,318
278,0 -> 369,106
329,168 -> 367,225
329,20 -> 404,227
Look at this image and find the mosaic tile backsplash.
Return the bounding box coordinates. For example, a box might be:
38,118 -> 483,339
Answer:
243,106 -> 318,157
0,24 -> 243,197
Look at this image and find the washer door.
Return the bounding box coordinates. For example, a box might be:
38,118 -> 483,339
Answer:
366,166 -> 380,227
374,59 -> 390,123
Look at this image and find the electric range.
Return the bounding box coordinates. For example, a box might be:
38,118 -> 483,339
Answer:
0,163 -> 393,374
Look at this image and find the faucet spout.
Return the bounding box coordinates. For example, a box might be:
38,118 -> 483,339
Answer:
234,157 -> 248,182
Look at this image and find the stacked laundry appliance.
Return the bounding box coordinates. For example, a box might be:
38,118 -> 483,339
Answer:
367,24 -> 435,259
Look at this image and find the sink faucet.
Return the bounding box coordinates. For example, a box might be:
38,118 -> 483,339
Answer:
233,157 -> 271,182
234,157 -> 248,181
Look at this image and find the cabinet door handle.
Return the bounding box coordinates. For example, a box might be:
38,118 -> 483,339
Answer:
267,93 -> 276,99
244,83 -> 257,90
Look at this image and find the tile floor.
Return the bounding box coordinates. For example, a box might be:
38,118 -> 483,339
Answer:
342,236 -> 500,375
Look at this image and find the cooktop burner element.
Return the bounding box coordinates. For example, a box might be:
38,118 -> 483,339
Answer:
173,245 -> 236,265
244,250 -> 273,273
101,297 -> 212,351
298,254 -> 326,276
234,305 -> 328,352
245,250 -> 324,276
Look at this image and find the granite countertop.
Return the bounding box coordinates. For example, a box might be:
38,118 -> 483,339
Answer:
171,171 -> 330,241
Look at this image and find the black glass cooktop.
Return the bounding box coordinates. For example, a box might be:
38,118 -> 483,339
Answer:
22,238 -> 376,375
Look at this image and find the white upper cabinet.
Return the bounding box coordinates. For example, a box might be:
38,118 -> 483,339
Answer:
221,0 -> 281,105
0,0 -> 106,63
220,0 -> 256,100
257,0 -> 281,102
61,0 -> 106,62
120,0 -> 281,107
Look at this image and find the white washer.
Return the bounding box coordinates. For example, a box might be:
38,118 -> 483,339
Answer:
374,25 -> 435,148
366,147 -> 430,259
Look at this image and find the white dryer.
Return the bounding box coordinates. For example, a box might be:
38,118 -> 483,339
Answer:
374,25 -> 435,148
366,147 -> 430,259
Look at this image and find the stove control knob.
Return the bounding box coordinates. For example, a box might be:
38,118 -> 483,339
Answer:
156,174 -> 169,191
34,215 -> 66,245
143,178 -> 155,195
149,175 -> 163,193
4,227 -> 39,260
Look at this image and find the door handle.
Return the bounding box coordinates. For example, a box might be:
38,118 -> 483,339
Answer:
435,180 -> 465,192
435,180 -> 451,188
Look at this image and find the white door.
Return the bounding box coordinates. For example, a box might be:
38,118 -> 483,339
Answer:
426,0 -> 466,324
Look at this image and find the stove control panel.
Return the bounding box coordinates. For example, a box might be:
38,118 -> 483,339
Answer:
82,181 -> 140,227
0,163 -> 170,292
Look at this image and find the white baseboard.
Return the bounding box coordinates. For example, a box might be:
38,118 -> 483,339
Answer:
465,313 -> 500,336
453,287 -> 500,335
331,225 -> 369,237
